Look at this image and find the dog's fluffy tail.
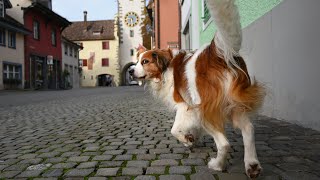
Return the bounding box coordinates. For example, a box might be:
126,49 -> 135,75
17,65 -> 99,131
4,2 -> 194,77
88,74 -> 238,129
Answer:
206,0 -> 242,70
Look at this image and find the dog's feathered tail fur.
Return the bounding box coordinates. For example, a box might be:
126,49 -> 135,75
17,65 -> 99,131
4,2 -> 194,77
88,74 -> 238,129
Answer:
206,0 -> 242,71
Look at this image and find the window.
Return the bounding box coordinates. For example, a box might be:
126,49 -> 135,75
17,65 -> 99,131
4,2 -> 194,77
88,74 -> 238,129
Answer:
33,20 -> 40,40
91,75 -> 93,80
0,28 -> 5,46
102,41 -> 109,49
3,63 -> 21,80
83,76 -> 85,79
130,30 -> 134,37
70,46 -> 73,56
64,43 -> 68,55
130,49 -> 134,56
8,31 -> 16,48
202,0 -> 212,29
102,58 -> 109,67
51,29 -> 56,46
0,0 -> 4,18
74,48 -> 78,58
82,59 -> 88,66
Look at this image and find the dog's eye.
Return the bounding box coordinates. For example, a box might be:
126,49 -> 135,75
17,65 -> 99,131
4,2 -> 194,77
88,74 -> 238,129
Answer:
142,59 -> 149,65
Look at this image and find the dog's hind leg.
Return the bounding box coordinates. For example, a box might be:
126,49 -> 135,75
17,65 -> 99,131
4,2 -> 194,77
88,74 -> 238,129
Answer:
232,112 -> 262,179
205,127 -> 230,171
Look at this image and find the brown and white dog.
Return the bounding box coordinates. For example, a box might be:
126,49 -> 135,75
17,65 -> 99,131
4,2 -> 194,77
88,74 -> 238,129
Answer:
131,0 -> 265,178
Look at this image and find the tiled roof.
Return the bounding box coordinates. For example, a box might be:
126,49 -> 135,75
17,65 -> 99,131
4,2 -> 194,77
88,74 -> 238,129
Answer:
62,20 -> 115,41
0,15 -> 30,34
23,3 -> 71,27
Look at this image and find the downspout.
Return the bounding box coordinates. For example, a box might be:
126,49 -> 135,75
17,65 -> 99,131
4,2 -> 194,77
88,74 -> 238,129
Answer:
157,0 -> 160,49
178,0 -> 182,49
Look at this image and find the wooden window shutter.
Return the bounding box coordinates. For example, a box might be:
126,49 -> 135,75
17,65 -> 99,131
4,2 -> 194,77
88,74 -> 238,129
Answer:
83,59 -> 88,66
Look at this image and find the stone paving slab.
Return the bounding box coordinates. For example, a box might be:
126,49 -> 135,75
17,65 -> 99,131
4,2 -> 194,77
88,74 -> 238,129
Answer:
0,87 -> 319,179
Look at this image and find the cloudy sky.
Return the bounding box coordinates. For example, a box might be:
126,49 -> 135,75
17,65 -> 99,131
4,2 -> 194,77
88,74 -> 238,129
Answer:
52,0 -> 118,21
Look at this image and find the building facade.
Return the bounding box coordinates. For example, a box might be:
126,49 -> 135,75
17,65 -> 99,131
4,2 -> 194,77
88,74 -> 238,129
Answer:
0,0 -> 30,90
63,13 -> 120,87
61,37 -> 82,89
149,0 -> 180,50
180,0 -> 320,130
118,0 -> 144,85
7,0 -> 70,89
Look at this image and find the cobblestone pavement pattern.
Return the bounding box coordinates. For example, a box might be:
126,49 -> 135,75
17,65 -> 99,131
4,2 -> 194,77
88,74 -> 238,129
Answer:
0,87 -> 319,180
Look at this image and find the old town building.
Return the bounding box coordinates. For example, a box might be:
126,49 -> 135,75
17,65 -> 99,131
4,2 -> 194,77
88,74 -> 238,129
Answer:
0,0 -> 30,90
7,0 -> 70,89
63,12 -> 120,87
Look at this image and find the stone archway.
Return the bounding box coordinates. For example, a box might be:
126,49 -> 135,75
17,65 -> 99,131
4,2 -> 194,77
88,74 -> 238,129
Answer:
97,74 -> 115,87
121,63 -> 138,86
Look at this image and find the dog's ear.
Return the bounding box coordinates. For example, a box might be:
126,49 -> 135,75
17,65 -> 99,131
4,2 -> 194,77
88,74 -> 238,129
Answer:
137,44 -> 147,54
136,44 -> 148,59
152,52 -> 170,72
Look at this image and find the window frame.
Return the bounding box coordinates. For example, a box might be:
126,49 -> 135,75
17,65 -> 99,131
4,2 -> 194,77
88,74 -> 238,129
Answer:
102,41 -> 109,50
82,59 -> 88,67
8,31 -> 16,49
101,58 -> 109,67
33,20 -> 40,40
69,46 -> 73,57
0,28 -> 5,46
130,49 -> 134,56
0,0 -> 4,18
64,43 -> 68,55
3,62 -> 21,80
130,30 -> 134,37
74,48 -> 78,58
202,0 -> 213,30
51,28 -> 57,46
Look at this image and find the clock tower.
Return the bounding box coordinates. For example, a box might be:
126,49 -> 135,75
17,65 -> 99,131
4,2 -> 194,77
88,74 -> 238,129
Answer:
118,0 -> 145,85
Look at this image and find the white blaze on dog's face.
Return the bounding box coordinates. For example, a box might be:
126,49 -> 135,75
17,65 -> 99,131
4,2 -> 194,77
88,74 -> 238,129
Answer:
133,47 -> 173,80
133,51 -> 147,78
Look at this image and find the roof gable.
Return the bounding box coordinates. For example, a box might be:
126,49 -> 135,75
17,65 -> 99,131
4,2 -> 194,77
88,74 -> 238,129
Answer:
63,20 -> 115,41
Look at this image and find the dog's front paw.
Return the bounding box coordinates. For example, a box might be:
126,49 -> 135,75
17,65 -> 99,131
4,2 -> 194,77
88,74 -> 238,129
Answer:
245,161 -> 262,179
208,158 -> 224,171
185,133 -> 195,143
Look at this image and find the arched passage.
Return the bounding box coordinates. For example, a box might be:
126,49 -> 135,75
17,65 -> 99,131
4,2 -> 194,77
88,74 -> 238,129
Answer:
121,62 -> 138,86
97,74 -> 115,87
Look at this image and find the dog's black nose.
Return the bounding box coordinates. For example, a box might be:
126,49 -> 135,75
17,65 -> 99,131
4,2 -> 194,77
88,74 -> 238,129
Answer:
129,69 -> 134,75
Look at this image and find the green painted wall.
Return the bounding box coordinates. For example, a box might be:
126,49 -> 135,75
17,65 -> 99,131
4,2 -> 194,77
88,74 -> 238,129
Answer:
198,0 -> 283,45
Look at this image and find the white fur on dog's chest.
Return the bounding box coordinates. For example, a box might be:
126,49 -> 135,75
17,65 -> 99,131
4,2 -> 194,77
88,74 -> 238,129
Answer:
150,69 -> 177,110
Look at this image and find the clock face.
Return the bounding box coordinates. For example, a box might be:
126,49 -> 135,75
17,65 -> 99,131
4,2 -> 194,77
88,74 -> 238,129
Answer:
124,12 -> 139,27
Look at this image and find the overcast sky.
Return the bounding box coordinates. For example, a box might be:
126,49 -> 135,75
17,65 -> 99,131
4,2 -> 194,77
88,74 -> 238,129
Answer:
52,0 -> 118,22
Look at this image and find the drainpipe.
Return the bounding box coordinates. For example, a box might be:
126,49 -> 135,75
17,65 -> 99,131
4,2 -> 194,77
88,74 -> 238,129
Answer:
29,57 -> 32,88
157,0 -> 160,49
178,0 -> 182,49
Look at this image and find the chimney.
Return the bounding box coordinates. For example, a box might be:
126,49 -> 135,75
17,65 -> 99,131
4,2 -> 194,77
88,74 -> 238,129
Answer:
84,11 -> 87,22
84,11 -> 88,30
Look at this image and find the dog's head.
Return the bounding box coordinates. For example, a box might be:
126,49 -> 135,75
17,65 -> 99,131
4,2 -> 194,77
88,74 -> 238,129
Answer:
132,45 -> 174,81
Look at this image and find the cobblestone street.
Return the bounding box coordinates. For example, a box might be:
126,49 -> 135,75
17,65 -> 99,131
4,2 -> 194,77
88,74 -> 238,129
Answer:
0,87 -> 319,180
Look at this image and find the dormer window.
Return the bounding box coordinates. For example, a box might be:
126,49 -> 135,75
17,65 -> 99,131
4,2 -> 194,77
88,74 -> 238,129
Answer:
0,0 -> 4,18
93,31 -> 101,36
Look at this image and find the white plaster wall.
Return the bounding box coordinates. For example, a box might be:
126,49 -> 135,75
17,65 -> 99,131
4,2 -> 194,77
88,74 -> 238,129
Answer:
0,33 -> 25,90
78,39 -> 120,87
241,0 -> 320,130
118,0 -> 144,69
181,0 -> 200,51
181,0 -> 191,30
190,0 -> 200,50
6,0 -> 32,24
